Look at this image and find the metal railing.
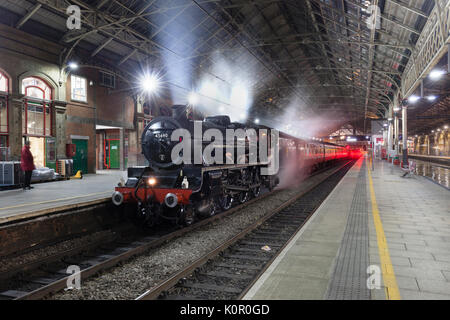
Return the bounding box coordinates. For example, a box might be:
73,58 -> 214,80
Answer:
402,0 -> 450,97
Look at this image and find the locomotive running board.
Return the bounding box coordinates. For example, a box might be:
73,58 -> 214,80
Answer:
225,183 -> 261,192
201,163 -> 270,173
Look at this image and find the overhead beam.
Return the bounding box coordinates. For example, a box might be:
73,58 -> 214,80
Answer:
386,0 -> 429,18
16,4 -> 42,29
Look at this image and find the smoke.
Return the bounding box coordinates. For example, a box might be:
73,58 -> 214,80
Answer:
189,51 -> 258,122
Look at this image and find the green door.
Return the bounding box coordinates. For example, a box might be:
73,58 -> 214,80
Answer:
108,140 -> 120,169
73,139 -> 88,174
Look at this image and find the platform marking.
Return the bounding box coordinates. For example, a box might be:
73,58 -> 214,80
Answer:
0,191 -> 111,211
367,161 -> 401,300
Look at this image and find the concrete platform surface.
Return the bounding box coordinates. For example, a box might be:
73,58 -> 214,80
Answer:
244,156 -> 450,300
0,171 -> 126,224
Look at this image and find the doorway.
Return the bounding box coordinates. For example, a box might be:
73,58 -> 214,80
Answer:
73,139 -> 88,174
104,139 -> 120,169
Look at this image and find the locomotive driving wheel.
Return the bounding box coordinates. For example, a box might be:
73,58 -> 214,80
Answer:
204,198 -> 218,217
219,193 -> 233,211
252,186 -> 261,198
182,205 -> 196,226
252,171 -> 261,198
239,191 -> 249,204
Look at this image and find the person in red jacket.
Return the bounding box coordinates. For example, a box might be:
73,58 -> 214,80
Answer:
21,140 -> 35,190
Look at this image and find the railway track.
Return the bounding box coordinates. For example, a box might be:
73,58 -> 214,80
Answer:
136,160 -> 355,300
0,182 -> 279,300
0,160 -> 352,300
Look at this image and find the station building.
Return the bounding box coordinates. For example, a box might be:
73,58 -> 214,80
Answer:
0,24 -> 171,174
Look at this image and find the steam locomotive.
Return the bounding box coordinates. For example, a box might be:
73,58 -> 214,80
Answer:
112,105 -> 350,227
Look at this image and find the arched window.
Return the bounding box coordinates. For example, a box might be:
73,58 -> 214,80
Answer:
0,71 -> 9,159
22,77 -> 53,137
0,71 -> 8,93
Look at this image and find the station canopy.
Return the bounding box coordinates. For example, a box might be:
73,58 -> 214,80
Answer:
0,0 -> 438,135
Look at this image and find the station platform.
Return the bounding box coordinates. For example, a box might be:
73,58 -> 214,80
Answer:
0,171 -> 126,224
409,154 -> 450,167
244,156 -> 450,300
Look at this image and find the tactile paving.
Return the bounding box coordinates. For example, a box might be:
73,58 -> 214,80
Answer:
325,162 -> 370,300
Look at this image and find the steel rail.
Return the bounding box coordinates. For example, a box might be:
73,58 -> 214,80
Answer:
13,185 -> 280,300
136,160 -> 353,300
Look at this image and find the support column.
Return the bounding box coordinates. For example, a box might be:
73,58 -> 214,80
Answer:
387,121 -> 392,160
402,105 -> 408,167
8,94 -> 24,161
119,128 -> 124,171
448,43 -> 450,74
53,101 -> 67,160
98,135 -> 104,170
394,114 -> 399,154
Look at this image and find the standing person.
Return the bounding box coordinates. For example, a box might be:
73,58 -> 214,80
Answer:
21,140 -> 35,190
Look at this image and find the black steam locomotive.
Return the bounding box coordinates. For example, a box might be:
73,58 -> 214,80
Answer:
112,105 -> 350,227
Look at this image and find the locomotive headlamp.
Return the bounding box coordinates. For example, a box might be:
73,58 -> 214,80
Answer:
148,177 -> 157,186
165,193 -> 178,208
112,191 -> 124,206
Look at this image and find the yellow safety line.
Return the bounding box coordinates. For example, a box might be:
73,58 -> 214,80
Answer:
367,159 -> 401,300
0,191 -> 111,211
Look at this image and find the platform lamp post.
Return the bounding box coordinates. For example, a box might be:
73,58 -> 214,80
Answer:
401,99 -> 409,168
393,104 -> 401,155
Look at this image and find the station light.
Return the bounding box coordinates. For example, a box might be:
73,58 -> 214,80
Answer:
393,106 -> 401,112
188,92 -> 199,105
426,95 -> 437,101
254,118 -> 260,124
444,125 -> 449,130
408,95 -> 420,103
388,117 -> 393,121
68,62 -> 78,70
429,69 -> 445,80
141,74 -> 160,93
